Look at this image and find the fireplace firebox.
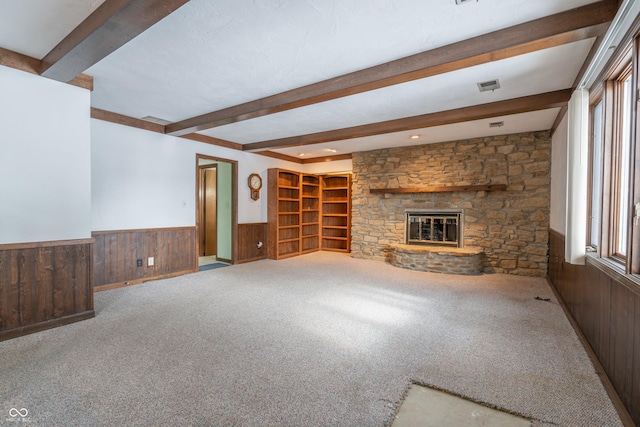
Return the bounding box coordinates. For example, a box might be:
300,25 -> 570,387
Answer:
406,210 -> 463,247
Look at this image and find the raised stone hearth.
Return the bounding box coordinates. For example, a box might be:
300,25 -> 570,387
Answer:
389,244 -> 484,275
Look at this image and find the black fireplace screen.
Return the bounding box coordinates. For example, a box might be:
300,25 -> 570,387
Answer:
407,213 -> 460,246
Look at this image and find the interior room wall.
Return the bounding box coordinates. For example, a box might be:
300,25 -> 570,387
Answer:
550,114 -> 568,234
90,119 -> 301,230
302,159 -> 353,175
0,66 -> 91,244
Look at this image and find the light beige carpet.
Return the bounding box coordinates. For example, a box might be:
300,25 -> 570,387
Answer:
0,252 -> 621,426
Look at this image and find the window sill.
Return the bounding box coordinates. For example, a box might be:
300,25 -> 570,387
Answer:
585,253 -> 640,297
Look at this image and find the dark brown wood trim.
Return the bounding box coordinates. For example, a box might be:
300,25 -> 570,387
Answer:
0,311 -> 95,342
256,151 -> 303,163
0,47 -> 41,74
0,238 -> 94,251
92,226 -> 195,236
93,227 -> 197,287
68,74 -> 94,91
195,154 -> 239,265
91,107 -> 166,133
236,257 -> 265,264
370,184 -> 507,194
41,0 -> 190,82
550,105 -> 568,137
244,90 -> 571,151
165,1 -> 615,136
0,48 -> 94,90
180,133 -> 243,151
94,269 -> 196,292
302,153 -> 353,163
90,108 -> 244,151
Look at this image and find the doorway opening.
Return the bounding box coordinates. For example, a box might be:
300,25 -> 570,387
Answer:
196,154 -> 238,267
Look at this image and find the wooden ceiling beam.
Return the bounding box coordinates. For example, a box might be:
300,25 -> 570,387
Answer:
302,153 -> 353,164
166,0 -> 616,136
41,0 -> 190,82
255,151 -> 303,164
0,47 -> 94,90
179,133 -> 243,151
243,89 -> 572,152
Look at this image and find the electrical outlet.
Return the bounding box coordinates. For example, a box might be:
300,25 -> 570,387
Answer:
148,257 -> 154,267
136,259 -> 143,267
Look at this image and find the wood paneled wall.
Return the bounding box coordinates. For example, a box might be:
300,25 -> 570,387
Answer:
549,230 -> 640,425
0,239 -> 94,341
93,227 -> 196,290
237,223 -> 267,264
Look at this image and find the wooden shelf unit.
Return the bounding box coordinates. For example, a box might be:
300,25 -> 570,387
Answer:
268,169 -> 301,259
301,174 -> 320,254
321,174 -> 351,253
268,169 -> 351,259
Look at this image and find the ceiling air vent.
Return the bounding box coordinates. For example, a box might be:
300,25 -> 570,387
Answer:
455,0 -> 475,4
477,79 -> 500,92
489,121 -> 504,128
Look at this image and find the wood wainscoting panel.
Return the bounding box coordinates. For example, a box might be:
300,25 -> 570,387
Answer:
93,227 -> 197,290
237,223 -> 267,264
548,230 -> 639,425
0,239 -> 94,341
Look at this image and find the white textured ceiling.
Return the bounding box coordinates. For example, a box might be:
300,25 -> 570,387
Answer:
0,0 -> 106,59
0,0 -> 603,158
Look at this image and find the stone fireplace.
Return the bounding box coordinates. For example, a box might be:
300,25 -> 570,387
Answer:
350,131 -> 551,277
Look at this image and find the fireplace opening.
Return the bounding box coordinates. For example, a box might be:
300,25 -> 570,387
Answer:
406,211 -> 463,247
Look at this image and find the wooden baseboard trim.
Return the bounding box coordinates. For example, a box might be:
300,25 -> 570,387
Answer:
0,310 -> 95,342
94,268 -> 197,292
546,277 -> 635,426
236,256 -> 267,264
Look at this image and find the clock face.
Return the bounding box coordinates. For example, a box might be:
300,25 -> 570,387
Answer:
250,175 -> 261,189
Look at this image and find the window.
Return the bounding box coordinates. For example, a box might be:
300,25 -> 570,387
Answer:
588,100 -> 603,250
589,38 -> 639,274
612,69 -> 633,260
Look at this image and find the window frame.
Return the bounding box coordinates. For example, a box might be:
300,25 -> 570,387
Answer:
590,38 -> 640,275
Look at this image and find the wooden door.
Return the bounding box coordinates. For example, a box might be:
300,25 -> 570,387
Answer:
204,167 -> 217,256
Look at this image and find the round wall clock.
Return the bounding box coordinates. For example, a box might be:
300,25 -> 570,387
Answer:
248,173 -> 262,200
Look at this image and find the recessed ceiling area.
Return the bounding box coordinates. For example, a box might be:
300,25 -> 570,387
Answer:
198,38 -> 594,146
274,109 -> 561,159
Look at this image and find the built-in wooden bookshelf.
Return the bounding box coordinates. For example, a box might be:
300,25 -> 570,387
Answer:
321,175 -> 351,252
268,169 -> 301,259
268,169 -> 350,259
301,174 -> 320,254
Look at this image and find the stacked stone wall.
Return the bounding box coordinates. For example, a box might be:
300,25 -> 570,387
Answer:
351,131 -> 551,277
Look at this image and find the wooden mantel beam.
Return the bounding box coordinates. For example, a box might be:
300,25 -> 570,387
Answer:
41,0 -> 190,82
244,89 -> 572,152
369,185 -> 507,194
165,0 -> 616,136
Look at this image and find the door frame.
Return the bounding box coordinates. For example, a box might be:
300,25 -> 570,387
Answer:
195,154 -> 238,264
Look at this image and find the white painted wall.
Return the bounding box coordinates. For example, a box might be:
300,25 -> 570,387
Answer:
91,119 -> 311,230
0,66 -> 91,244
550,114 -> 568,234
302,159 -> 353,175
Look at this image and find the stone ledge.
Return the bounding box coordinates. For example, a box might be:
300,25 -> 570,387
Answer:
389,243 -> 484,275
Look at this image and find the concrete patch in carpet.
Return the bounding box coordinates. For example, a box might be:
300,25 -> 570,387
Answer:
391,383 -> 532,426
